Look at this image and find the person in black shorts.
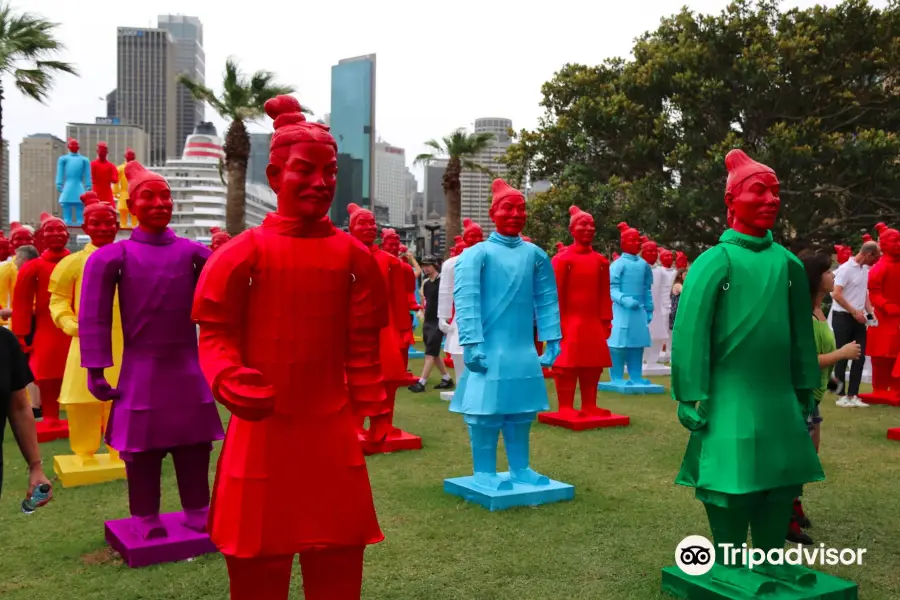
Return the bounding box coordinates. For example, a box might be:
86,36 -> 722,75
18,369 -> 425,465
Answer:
409,256 -> 453,393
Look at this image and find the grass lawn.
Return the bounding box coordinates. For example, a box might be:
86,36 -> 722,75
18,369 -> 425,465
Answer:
2,360 -> 899,599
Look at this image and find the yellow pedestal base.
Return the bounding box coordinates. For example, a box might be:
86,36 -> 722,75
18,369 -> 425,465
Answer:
414,335 -> 423,343
54,453 -> 126,488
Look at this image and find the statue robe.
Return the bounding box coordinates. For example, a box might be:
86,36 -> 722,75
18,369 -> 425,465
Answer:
56,153 -> 92,206
192,214 -> 386,558
114,162 -> 130,210
671,229 -> 823,496
91,159 -> 119,206
451,233 -> 561,416
608,253 -> 653,349
372,247 -> 412,383
866,256 -> 900,359
649,265 -> 675,341
79,227 -> 223,455
552,246 -> 613,368
438,254 -> 462,355
0,259 -> 16,326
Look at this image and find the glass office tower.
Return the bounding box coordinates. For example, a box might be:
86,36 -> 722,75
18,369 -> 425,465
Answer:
329,54 -> 376,227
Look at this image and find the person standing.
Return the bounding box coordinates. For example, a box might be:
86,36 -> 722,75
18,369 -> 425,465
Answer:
409,256 -> 453,392
830,241 -> 880,407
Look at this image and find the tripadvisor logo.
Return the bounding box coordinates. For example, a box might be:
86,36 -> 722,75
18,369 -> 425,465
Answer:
675,535 -> 867,576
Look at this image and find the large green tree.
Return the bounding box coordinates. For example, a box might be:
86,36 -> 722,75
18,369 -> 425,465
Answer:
0,3 -> 76,227
415,129 -> 495,255
508,0 -> 900,255
180,59 -> 295,235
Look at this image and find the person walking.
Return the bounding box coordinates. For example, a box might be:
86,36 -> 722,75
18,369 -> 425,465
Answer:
830,241 -> 880,407
409,257 -> 453,393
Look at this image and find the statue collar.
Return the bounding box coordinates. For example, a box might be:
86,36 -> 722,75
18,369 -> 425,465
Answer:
131,227 -> 177,246
489,232 -> 523,248
620,252 -> 639,261
41,248 -> 70,263
261,213 -> 335,238
720,228 -> 773,252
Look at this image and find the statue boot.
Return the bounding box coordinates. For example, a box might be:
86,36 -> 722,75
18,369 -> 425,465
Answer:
503,415 -> 549,486
468,422 -> 512,491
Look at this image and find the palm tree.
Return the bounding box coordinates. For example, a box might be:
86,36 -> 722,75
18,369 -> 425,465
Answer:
0,3 -> 76,226
179,58 -> 296,235
414,128 -> 495,254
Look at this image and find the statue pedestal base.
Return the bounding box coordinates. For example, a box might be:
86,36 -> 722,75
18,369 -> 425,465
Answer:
413,335 -> 423,343
887,428 -> 900,441
408,347 -> 425,359
105,512 -> 217,568
599,381 -> 666,395
661,564 -> 857,599
542,367 -> 553,379
54,453 -> 125,487
440,392 -> 454,401
444,473 -> 574,511
857,392 -> 900,407
358,429 -> 423,455
641,363 -> 671,376
36,419 -> 69,443
538,410 -> 630,431
443,355 -> 454,368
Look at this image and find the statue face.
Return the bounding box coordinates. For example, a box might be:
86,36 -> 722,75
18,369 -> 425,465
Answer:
125,149 -> 136,162
68,139 -> 79,153
490,194 -> 526,236
641,243 -> 659,265
10,230 -> 35,250
836,246 -> 852,264
211,235 -> 229,251
676,252 -> 688,269
463,227 -> 484,247
131,181 -> 173,230
350,212 -> 377,245
97,144 -> 108,160
660,249 -> 674,268
382,236 -> 400,255
727,172 -> 780,233
0,239 -> 9,261
620,230 -> 641,255
42,220 -> 69,250
880,230 -> 900,258
570,215 -> 596,245
82,209 -> 119,247
266,141 -> 337,220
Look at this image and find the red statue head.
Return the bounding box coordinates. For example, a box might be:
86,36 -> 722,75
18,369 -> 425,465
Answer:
675,251 -> 688,269
878,225 -> 900,259
489,179 -> 526,236
381,228 -> 401,255
660,248 -> 674,268
265,95 -> 337,221
67,138 -> 79,153
555,241 -> 565,254
874,222 -> 888,240
617,222 -> 641,255
0,232 -> 9,262
80,191 -> 118,247
448,235 -> 462,257
39,212 -> 69,251
9,222 -> 34,250
612,251 -> 621,261
522,236 -> 532,243
862,233 -> 873,243
125,148 -> 136,162
210,227 -> 231,252
97,142 -> 109,161
462,218 -> 484,246
724,149 -> 779,237
126,161 -> 172,233
641,237 -> 659,265
398,243 -> 410,262
834,244 -> 852,264
568,205 -> 595,245
347,203 -> 377,246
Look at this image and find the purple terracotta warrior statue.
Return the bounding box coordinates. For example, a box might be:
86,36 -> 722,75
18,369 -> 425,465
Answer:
79,161 -> 224,540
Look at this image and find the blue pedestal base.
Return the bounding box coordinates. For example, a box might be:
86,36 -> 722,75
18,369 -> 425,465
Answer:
408,348 -> 425,358
599,380 -> 666,395
444,472 -> 574,511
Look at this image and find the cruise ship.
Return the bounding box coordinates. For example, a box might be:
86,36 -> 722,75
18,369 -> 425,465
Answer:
151,122 -> 276,244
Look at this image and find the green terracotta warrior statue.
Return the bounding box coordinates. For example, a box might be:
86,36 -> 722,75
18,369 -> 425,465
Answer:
669,149 -> 827,594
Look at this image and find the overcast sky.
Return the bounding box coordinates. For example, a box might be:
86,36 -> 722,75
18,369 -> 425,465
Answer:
6,0 -> 883,221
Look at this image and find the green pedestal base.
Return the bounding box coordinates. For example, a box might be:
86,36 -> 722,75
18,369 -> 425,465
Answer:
662,564 -> 857,599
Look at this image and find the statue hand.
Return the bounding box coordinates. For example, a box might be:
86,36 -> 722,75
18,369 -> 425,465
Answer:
621,297 -> 639,309
87,368 -> 120,401
646,309 -> 654,324
539,339 -> 561,367
602,320 -> 612,339
17,336 -> 32,355
676,401 -> 707,431
217,367 -> 277,421
57,184 -> 62,193
438,318 -> 451,334
797,389 -> 816,420
60,317 -> 79,338
463,344 -> 488,374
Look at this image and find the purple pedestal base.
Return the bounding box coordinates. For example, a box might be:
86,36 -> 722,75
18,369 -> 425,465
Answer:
105,512 -> 217,568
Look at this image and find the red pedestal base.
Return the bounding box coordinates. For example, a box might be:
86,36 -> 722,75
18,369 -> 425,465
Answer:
857,392 -> 900,407
443,355 -> 454,368
538,410 -> 630,431
888,428 -> 900,441
358,429 -> 423,455
36,419 -> 69,443
542,367 -> 553,379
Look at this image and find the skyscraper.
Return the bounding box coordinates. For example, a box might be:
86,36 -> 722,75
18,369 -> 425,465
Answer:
19,134 -> 67,225
106,89 -> 117,118
66,121 -> 151,165
157,15 -> 205,157
460,118 -> 514,232
329,54 -> 376,227
116,27 -> 176,165
424,158 -> 447,219
247,133 -> 272,186
374,141 -> 409,225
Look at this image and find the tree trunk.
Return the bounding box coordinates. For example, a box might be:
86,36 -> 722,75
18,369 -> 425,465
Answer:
0,83 -> 5,231
223,118 -> 250,236
442,157 -> 462,258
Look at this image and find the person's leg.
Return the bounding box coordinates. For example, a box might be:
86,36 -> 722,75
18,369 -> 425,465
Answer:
502,412 -> 549,485
27,382 -> 40,411
463,414 -> 509,490
67,403 -> 102,460
35,379 -> 62,423
847,320 -> 867,400
123,449 -> 166,539
300,546 -> 366,600
831,312 -> 853,401
553,368 -> 577,414
577,368 -> 608,415
224,554 -> 293,600
170,442 -> 212,532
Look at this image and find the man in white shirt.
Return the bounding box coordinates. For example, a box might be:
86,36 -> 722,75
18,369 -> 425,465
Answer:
831,241 -> 881,407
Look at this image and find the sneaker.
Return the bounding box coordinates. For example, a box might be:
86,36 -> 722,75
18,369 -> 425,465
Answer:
407,382 -> 425,393
850,396 -> 869,407
835,397 -> 855,407
434,378 -> 454,390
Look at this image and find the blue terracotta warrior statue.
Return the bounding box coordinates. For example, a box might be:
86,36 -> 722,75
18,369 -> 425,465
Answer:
56,138 -> 93,225
451,179 -> 562,492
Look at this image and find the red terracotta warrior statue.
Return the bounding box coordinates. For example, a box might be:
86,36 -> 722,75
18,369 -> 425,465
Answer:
209,227 -> 232,252
860,224 -> 900,406
834,244 -> 852,265
193,95 -> 389,600
675,251 -> 688,269
91,142 -> 119,207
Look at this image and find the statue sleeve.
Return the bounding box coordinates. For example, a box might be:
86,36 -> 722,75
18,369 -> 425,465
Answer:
643,264 -> 654,314
787,252 -> 821,393
49,254 -> 79,331
599,257 -> 613,322
534,248 -> 562,342
609,261 -> 625,306
437,258 -> 454,320
551,254 -> 567,320
79,244 -> 124,368
11,262 -> 38,337
84,158 -> 93,190
867,262 -> 899,316
454,246 -> 485,346
671,247 -> 728,403
111,164 -> 119,184
0,263 -> 12,309
55,156 -> 65,189
191,240 -> 213,279
346,241 -> 389,415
